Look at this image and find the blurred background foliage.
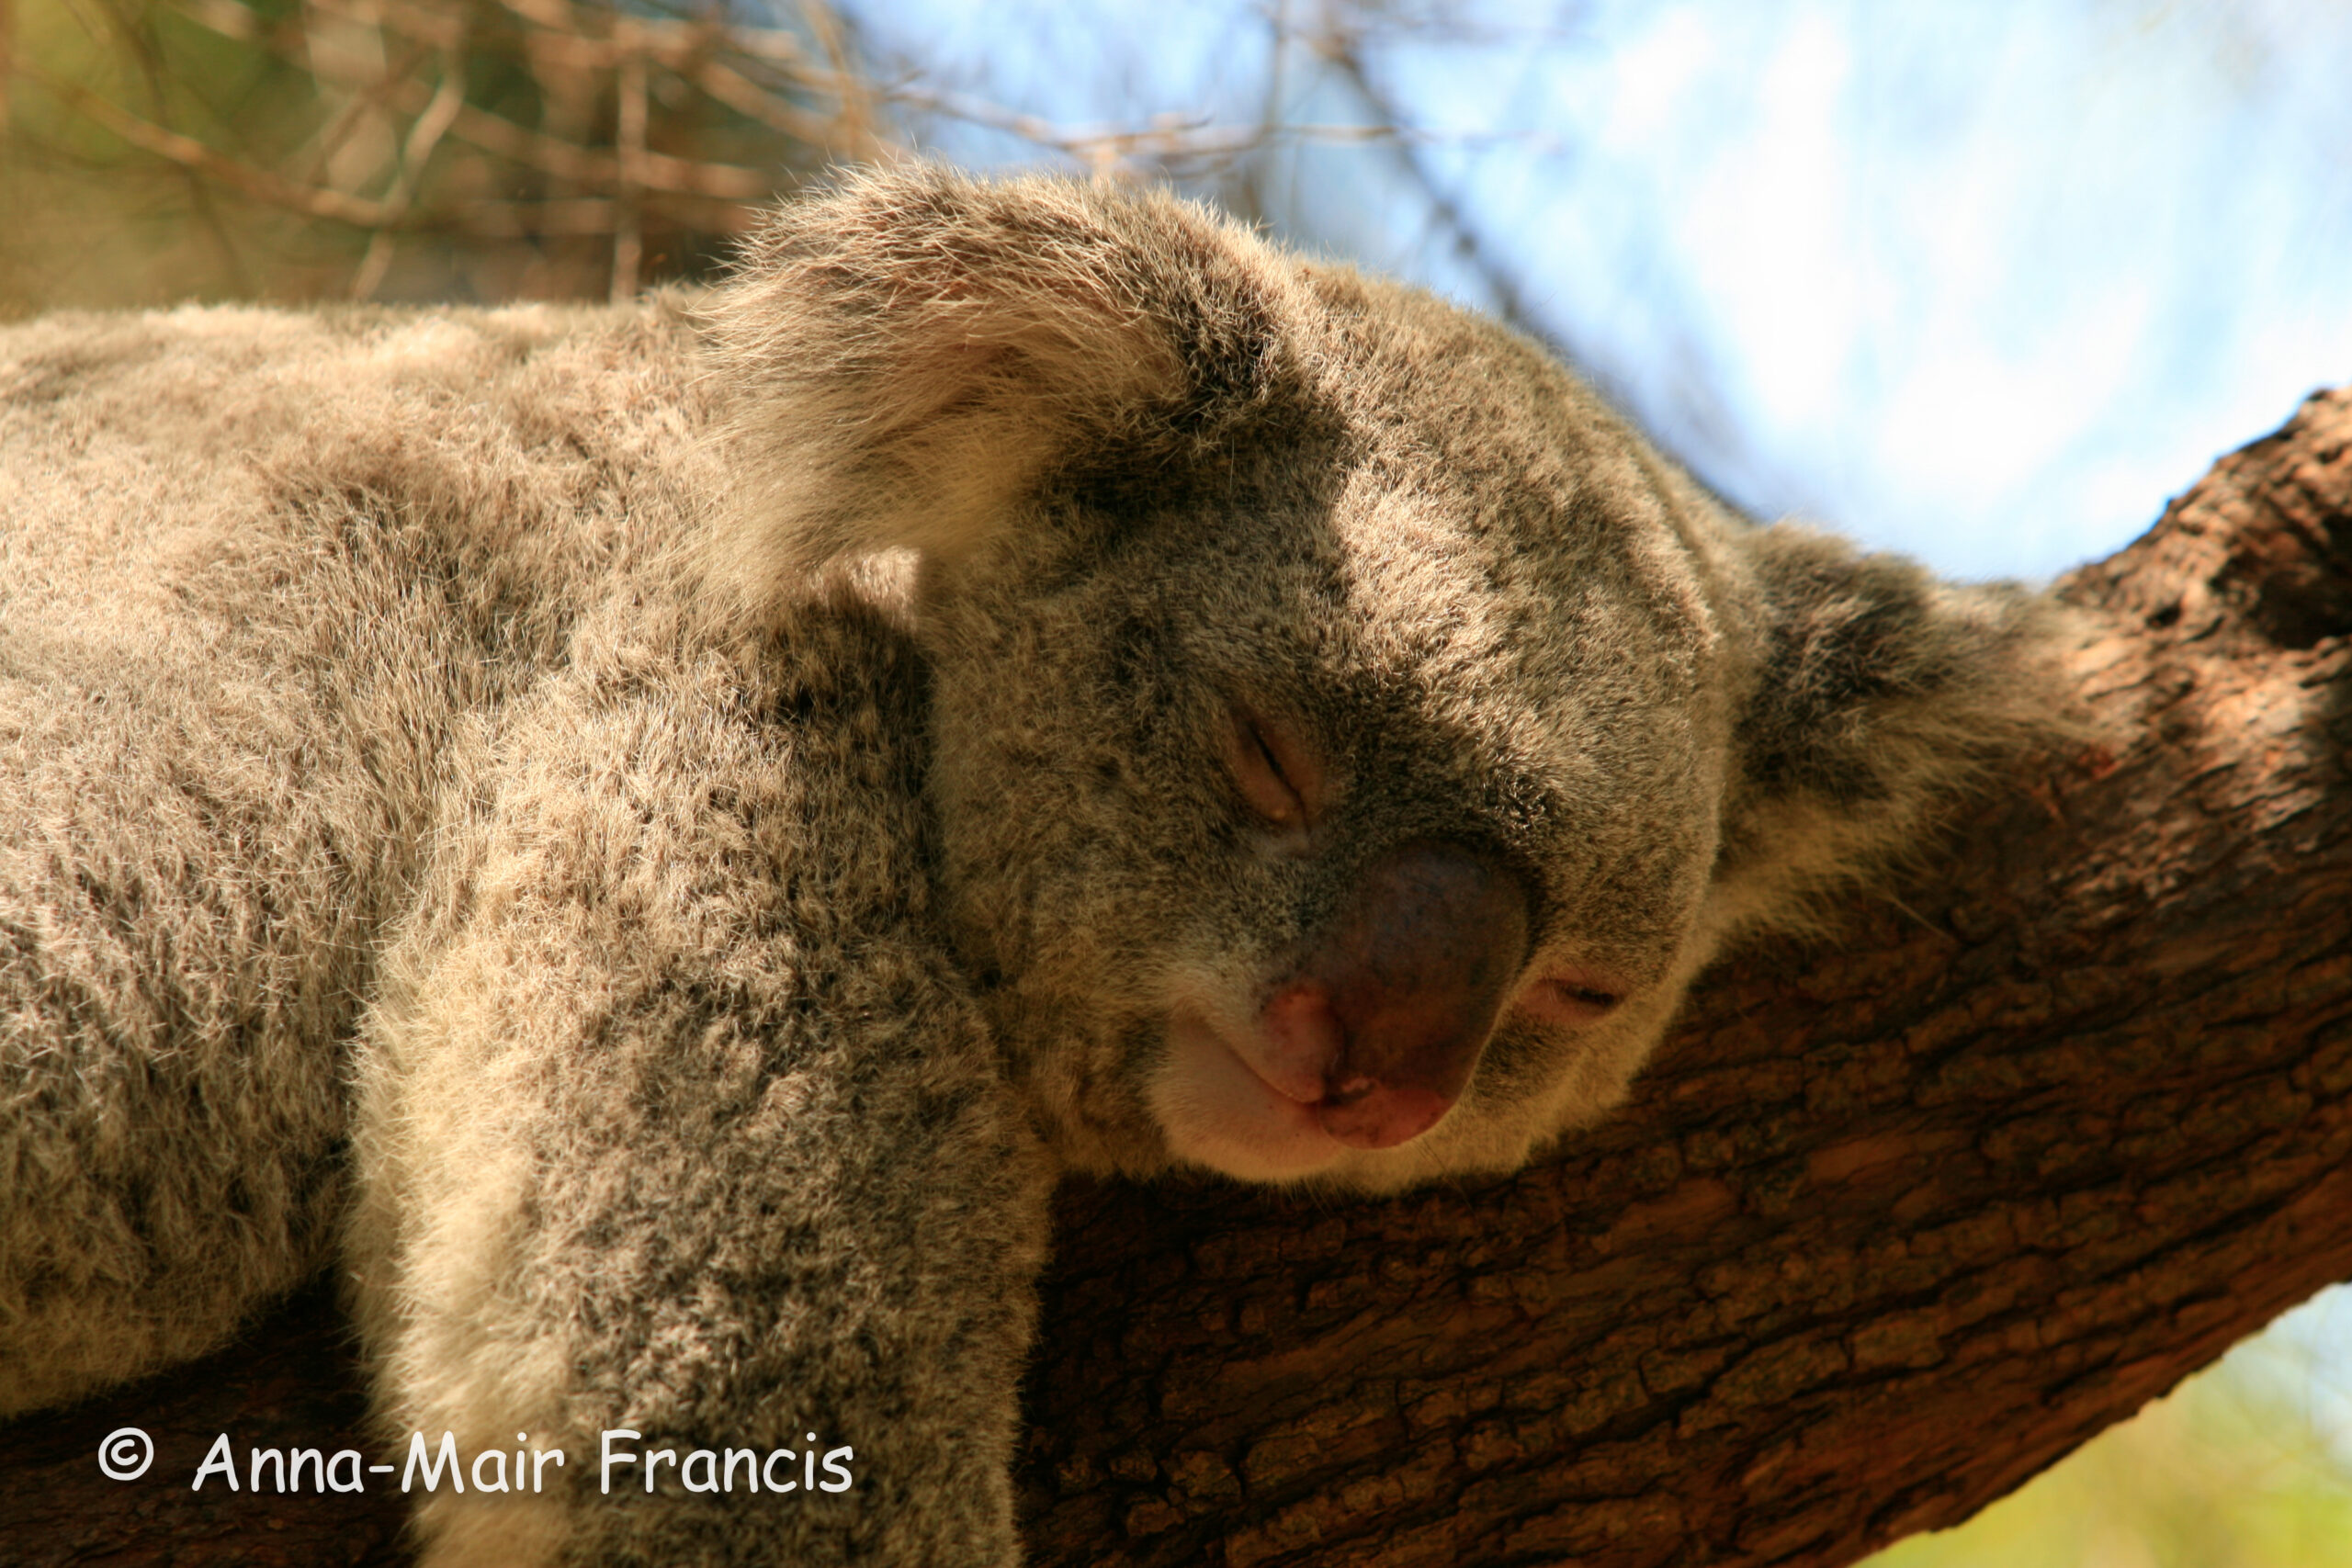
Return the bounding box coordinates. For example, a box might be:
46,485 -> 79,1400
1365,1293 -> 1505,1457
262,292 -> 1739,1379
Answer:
0,0 -> 876,302
1874,1289 -> 2352,1568
4,0 -> 2348,1562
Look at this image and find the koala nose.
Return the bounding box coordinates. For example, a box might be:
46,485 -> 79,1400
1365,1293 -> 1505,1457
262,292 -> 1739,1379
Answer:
1261,840 -> 1532,1150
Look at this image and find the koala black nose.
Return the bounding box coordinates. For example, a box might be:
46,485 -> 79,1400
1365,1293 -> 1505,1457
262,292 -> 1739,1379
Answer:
1261,840 -> 1531,1150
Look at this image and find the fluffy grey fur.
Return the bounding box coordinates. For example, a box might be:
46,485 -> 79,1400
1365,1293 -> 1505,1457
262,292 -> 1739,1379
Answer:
1,166 -> 2063,1563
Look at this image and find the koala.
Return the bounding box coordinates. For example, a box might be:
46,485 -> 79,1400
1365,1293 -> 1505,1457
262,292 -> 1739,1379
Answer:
0,165 -> 2060,1563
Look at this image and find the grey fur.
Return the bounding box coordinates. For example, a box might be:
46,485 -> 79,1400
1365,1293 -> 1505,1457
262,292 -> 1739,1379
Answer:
0,167 -> 2065,1563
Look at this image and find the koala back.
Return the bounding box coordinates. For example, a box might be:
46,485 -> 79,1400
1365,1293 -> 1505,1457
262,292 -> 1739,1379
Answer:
0,297 -> 723,1411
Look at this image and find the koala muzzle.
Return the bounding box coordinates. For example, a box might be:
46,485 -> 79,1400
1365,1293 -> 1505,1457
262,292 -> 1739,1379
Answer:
1261,840 -> 1531,1150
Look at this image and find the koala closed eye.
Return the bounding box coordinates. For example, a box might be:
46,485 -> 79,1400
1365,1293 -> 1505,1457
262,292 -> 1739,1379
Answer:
1518,973 -> 1627,1028
1222,702 -> 1320,839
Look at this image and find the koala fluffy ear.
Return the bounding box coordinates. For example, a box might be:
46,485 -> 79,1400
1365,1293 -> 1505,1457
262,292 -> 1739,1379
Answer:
697,164 -> 1286,615
1714,524 -> 2079,934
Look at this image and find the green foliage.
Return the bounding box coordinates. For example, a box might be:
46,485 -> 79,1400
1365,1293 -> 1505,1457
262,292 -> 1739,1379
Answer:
1867,1290 -> 2352,1568
0,0 -> 870,310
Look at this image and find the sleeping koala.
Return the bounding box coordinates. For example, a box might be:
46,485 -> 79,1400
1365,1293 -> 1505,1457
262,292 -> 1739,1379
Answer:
0,165 -> 2059,1563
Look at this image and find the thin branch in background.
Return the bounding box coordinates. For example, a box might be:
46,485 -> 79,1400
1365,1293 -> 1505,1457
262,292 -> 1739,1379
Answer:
3,0 -> 874,300
877,74 -> 1549,177
800,0 -> 878,161
610,41 -> 642,299
85,0 -> 251,287
25,62 -> 395,222
1223,0 -> 1292,224
688,51 -> 838,143
288,34 -> 430,193
1297,7 -> 1543,337
352,38 -> 466,298
4,0 -> 1554,305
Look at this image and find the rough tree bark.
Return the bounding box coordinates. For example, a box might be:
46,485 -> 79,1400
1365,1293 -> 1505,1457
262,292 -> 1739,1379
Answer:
3,389 -> 2348,1567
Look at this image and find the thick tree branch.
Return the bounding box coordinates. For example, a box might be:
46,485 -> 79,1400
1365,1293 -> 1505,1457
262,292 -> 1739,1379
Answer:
3,390 -> 2348,1567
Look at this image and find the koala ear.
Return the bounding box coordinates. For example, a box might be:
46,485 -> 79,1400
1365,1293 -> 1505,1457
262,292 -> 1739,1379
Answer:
1714,524 -> 2079,933
697,164 -> 1285,615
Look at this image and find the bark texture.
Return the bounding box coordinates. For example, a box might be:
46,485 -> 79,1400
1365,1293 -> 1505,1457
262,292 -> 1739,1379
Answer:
4,389 -> 2349,1566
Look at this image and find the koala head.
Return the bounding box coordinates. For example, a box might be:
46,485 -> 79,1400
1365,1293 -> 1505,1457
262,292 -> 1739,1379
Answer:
705,166 -> 2059,1190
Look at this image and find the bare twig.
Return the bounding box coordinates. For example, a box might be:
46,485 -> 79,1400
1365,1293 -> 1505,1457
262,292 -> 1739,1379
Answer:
611,44 -> 643,299
6,0 -> 1557,306
86,0 -> 251,287
287,35 -> 429,192
352,38 -> 467,297
0,0 -> 17,125
167,0 -> 790,196
799,0 -> 879,160
873,76 -> 1554,175
25,62 -> 396,225
686,51 -> 839,144
1301,13 -> 1547,336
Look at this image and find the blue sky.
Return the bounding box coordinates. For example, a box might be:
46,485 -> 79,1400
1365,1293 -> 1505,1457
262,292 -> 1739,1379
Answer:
848,0 -> 2352,582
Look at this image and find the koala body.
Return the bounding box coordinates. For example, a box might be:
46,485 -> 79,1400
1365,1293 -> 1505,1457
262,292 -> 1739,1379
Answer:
0,168 -> 2057,1563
